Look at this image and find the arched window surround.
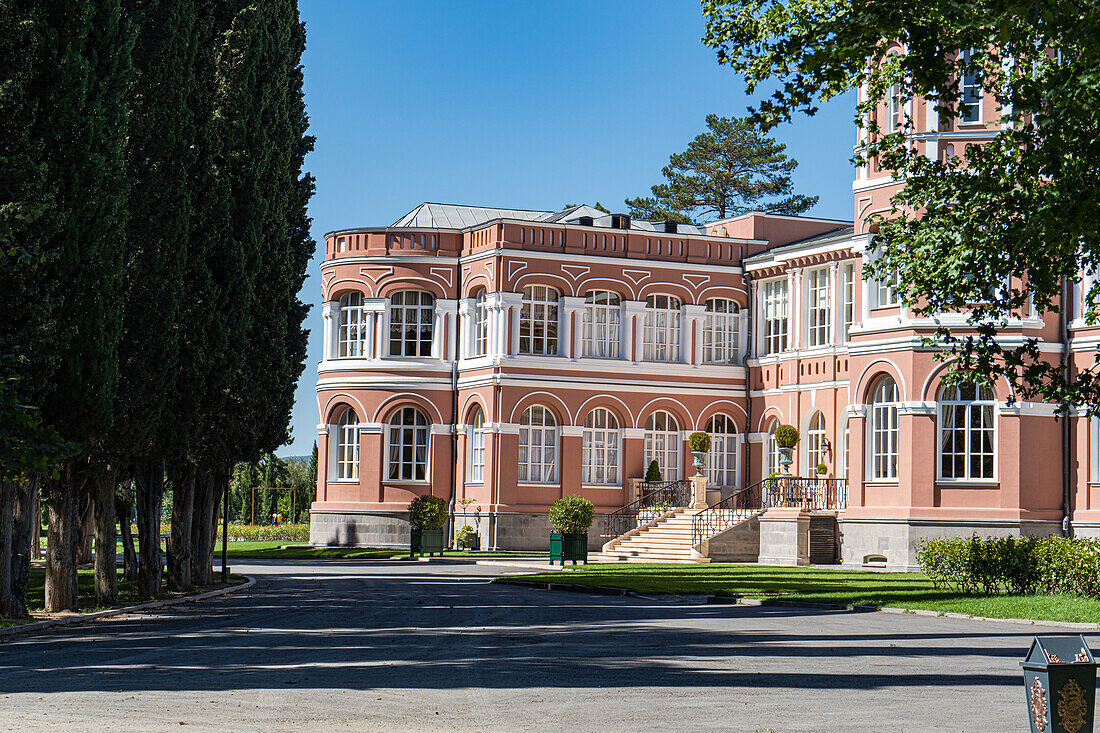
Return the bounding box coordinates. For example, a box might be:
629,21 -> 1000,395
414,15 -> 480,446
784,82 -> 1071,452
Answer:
333,406 -> 359,482
644,410 -> 681,481
705,413 -> 740,488
518,405 -> 559,485
466,405 -> 485,484
582,407 -> 621,486
805,411 -> 827,476
868,375 -> 899,481
937,382 -> 997,482
386,406 -> 430,483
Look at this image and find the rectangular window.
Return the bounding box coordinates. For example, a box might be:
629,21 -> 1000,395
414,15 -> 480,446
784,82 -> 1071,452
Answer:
762,279 -> 788,355
519,286 -> 559,355
841,263 -> 855,341
643,295 -> 682,362
703,299 -> 740,364
806,268 -> 831,347
873,272 -> 899,308
583,290 -> 621,358
960,49 -> 982,123
388,291 -> 434,357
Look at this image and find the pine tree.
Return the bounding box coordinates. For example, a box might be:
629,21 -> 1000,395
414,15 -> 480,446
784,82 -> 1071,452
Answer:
626,115 -> 817,223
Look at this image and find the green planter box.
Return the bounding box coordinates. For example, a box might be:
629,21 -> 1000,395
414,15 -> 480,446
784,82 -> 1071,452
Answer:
410,528 -> 445,557
549,532 -> 588,566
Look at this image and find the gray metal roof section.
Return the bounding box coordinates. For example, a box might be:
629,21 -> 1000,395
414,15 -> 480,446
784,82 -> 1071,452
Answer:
743,226 -> 857,262
393,202 -> 552,229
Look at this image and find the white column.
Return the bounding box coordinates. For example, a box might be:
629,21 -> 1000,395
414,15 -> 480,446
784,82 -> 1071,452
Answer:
321,300 -> 338,360
789,269 -> 801,351
622,300 -> 646,363
861,255 -> 874,321
561,296 -> 585,359
501,292 -> 523,357
457,297 -> 473,361
683,304 -> 705,365
364,297 -> 386,360
433,298 -> 457,362
828,261 -> 840,346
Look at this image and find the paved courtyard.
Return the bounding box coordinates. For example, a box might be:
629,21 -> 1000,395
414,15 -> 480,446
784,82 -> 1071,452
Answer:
0,559 -> 1070,732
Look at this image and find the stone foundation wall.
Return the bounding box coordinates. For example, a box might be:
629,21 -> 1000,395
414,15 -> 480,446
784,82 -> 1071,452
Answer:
757,511 -> 810,566
838,517 -> 1064,571
703,516 -> 760,562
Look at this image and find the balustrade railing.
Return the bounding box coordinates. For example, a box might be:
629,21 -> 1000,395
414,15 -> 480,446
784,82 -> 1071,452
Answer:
603,479 -> 691,540
690,475 -> 849,547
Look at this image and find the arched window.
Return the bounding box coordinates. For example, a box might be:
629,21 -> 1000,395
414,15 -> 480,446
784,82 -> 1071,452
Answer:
520,285 -> 559,355
765,419 -> 781,475
806,412 -> 826,475
939,382 -> 996,480
583,290 -> 621,358
467,406 -> 485,484
388,291 -> 434,357
840,421 -> 850,479
705,414 -> 739,487
703,299 -> 740,364
518,405 -> 558,484
338,292 -> 367,357
334,407 -> 359,481
644,410 -> 681,480
869,376 -> 899,480
886,51 -> 903,130
582,408 -> 620,485
387,407 -> 429,481
643,294 -> 681,362
472,289 -> 488,357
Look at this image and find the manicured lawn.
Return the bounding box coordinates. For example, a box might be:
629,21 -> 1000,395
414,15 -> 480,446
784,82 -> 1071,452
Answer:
215,541 -> 545,560
505,563 -> 1100,624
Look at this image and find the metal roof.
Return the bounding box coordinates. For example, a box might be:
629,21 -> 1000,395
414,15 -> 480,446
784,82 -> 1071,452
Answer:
392,202 -> 552,229
742,226 -> 857,263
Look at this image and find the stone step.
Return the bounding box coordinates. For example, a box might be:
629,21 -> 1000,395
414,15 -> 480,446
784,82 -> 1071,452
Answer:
597,552 -> 710,563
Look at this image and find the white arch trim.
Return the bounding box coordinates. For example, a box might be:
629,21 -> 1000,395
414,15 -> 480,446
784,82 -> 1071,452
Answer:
513,273 -> 574,297
325,277 -> 375,299
920,356 -> 1017,403
574,277 -> 637,301
853,357 -> 908,403
371,392 -> 444,424
322,392 -> 368,424
636,396 -> 693,429
697,399 -> 749,429
507,391 -> 573,424
460,393 -> 488,421
756,406 -> 785,432
576,393 -> 635,427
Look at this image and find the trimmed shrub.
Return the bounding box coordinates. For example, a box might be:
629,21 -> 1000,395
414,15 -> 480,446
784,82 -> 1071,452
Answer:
916,534 -> 1100,598
645,460 -> 662,482
549,495 -> 594,534
815,463 -> 827,475
408,495 -> 448,530
455,524 -> 477,549
225,524 -> 311,542
773,424 -> 799,448
688,431 -> 711,452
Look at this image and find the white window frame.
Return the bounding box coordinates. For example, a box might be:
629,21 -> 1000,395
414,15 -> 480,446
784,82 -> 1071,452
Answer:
765,419 -> 781,476
1092,416 -> 1100,484
705,414 -> 740,488
703,298 -> 740,364
872,271 -> 899,308
762,279 -> 788,355
518,405 -> 558,484
582,407 -> 620,486
386,406 -> 430,482
466,407 -> 485,484
806,268 -> 831,347
644,410 -> 681,481
520,285 -> 559,356
388,290 -> 434,358
472,289 -> 488,357
869,377 -> 899,481
806,412 -> 826,475
643,294 -> 682,362
937,383 -> 997,482
885,50 -> 903,131
841,263 -> 855,341
338,292 -> 367,358
582,289 -> 621,358
840,423 -> 850,479
334,407 -> 359,481
959,48 -> 982,124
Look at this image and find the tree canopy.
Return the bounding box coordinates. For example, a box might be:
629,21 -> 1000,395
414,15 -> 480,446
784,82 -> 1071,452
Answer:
702,0 -> 1100,409
625,114 -> 817,223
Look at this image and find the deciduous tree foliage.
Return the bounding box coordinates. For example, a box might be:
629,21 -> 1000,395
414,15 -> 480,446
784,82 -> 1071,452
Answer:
702,0 -> 1100,408
626,114 -> 817,223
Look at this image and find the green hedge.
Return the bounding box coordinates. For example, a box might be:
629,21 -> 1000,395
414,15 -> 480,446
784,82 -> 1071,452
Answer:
549,495 -> 594,534
225,524 -> 311,542
916,535 -> 1100,598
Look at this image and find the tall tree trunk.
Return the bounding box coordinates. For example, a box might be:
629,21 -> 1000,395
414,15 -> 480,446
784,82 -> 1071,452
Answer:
10,477 -> 38,617
116,490 -> 137,582
191,469 -> 211,586
135,458 -> 164,599
76,486 -> 95,564
0,482 -> 16,617
93,467 -> 118,605
45,470 -> 79,612
167,463 -> 195,592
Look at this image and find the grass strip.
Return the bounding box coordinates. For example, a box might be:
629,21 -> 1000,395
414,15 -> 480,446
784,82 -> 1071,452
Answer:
505,563 -> 1100,624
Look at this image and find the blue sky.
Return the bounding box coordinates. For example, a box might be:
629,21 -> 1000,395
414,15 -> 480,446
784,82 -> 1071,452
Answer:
280,0 -> 856,457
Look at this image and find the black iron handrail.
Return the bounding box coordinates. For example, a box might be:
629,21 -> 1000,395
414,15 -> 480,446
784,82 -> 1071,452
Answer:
690,475 -> 849,547
603,479 -> 691,540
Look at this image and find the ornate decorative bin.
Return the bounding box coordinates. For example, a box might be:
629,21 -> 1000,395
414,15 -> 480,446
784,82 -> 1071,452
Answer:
410,529 -> 445,557
549,532 -> 587,566
1021,636 -> 1097,733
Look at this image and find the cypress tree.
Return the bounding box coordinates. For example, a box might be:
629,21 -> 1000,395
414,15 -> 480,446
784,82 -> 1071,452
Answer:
33,0 -> 133,613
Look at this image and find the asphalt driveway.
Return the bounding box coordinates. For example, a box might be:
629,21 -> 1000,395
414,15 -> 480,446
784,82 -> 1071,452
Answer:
0,559 -> 1067,732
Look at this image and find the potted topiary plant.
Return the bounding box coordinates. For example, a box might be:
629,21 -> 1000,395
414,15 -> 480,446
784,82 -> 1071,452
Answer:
408,495 -> 448,557
548,495 -> 593,566
688,431 -> 711,477
773,424 -> 799,474
644,459 -> 662,483
455,524 -> 479,551
815,463 -> 828,476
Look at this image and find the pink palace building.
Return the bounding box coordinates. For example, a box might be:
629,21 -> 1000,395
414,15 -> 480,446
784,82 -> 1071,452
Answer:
311,66 -> 1100,569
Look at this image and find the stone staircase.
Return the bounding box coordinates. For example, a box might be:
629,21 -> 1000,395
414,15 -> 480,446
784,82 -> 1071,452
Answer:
592,508 -> 710,564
